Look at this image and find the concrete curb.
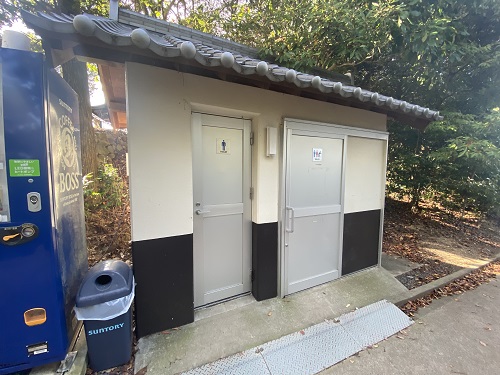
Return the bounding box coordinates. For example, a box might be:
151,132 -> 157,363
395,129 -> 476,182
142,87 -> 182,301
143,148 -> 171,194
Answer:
390,254 -> 500,307
69,330 -> 88,375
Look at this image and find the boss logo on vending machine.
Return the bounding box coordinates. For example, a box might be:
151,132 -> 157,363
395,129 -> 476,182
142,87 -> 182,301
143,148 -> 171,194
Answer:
57,100 -> 81,195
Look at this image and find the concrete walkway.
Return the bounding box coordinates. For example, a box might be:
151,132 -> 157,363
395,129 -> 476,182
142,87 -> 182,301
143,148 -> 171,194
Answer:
28,254 -> 498,375
134,267 -> 409,374
322,278 -> 500,374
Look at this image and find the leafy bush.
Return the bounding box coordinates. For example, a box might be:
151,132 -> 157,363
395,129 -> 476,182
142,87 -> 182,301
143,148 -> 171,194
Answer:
83,163 -> 124,213
387,109 -> 500,216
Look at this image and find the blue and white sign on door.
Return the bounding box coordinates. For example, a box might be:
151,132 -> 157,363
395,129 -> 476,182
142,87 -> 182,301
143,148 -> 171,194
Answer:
312,148 -> 323,162
217,138 -> 231,154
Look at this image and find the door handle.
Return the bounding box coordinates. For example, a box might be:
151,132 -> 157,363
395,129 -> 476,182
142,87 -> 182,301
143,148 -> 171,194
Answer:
195,209 -> 210,215
285,207 -> 295,233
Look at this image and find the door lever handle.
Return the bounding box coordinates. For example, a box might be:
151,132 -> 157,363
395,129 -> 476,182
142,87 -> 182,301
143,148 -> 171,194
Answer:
195,209 -> 210,215
285,207 -> 295,233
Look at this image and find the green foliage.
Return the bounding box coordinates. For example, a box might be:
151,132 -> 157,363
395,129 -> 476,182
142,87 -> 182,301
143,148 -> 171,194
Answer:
1,0 -> 109,26
87,63 -> 101,96
388,109 -> 500,214
185,0 -> 403,72
83,163 -> 125,212
368,0 -> 500,114
125,0 -> 200,22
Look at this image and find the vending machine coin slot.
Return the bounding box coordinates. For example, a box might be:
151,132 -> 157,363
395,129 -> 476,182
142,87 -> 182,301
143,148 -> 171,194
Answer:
27,192 -> 41,212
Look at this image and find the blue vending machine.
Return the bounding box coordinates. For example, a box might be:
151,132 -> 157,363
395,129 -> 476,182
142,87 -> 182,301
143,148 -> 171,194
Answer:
0,47 -> 88,373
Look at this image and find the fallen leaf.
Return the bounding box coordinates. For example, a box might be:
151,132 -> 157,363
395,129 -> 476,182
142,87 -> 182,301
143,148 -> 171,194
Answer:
299,330 -> 305,335
135,366 -> 148,375
267,311 -> 273,317
479,341 -> 487,347
484,327 -> 492,331
373,344 -> 378,348
161,331 -> 170,335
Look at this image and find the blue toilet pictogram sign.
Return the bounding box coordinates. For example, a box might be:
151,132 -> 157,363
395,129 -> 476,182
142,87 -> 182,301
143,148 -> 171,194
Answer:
217,138 -> 230,154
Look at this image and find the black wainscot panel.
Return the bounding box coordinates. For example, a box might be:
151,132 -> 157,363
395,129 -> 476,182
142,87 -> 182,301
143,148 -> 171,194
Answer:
342,210 -> 381,275
132,234 -> 194,338
252,222 -> 278,301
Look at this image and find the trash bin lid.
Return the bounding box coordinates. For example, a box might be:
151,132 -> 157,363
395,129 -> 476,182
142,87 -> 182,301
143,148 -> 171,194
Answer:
76,259 -> 133,307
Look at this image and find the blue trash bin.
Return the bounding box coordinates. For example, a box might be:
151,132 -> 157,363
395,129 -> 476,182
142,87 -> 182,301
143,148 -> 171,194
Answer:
75,260 -> 134,372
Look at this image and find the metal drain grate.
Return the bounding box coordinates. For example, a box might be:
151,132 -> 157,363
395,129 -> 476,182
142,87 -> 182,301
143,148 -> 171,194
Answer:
181,300 -> 413,375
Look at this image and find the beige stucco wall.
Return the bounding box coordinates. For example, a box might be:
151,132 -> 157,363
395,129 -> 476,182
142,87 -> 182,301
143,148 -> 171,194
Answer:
344,137 -> 388,214
126,62 -> 387,240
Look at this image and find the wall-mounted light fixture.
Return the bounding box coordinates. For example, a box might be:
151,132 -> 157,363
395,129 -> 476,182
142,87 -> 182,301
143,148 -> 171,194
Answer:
266,127 -> 277,157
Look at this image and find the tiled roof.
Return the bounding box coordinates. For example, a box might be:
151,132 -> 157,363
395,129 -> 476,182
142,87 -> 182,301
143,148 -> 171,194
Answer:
21,9 -> 442,125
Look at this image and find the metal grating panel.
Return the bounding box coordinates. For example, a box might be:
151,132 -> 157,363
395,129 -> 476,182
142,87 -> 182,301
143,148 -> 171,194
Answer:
339,299 -> 414,348
181,349 -> 270,375
181,300 -> 413,375
260,321 -> 360,375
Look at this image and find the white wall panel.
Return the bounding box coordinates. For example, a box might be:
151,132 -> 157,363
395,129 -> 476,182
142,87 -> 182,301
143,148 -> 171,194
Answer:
126,62 -> 387,239
344,137 -> 387,214
126,63 -> 193,240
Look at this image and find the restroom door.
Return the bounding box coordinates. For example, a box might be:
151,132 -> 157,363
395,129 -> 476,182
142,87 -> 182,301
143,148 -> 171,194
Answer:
192,113 -> 252,307
284,130 -> 344,295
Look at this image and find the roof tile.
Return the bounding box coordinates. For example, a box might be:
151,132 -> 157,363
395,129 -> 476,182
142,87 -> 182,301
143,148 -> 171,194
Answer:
21,8 -> 443,124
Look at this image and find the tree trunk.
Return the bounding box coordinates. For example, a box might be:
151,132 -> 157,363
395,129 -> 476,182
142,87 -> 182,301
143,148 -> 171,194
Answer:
410,186 -> 421,211
61,58 -> 98,177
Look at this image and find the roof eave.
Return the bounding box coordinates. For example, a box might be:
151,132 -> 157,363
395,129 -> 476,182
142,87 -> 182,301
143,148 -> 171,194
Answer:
21,10 -> 442,130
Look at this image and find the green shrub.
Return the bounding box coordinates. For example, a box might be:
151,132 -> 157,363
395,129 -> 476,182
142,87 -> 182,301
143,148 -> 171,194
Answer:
387,109 -> 500,217
83,163 -> 124,212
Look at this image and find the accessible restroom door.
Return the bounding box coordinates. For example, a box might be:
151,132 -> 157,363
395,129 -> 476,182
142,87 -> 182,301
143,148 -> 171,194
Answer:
284,129 -> 344,295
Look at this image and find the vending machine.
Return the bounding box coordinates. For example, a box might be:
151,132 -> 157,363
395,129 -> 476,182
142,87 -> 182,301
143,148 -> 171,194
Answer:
0,47 -> 88,373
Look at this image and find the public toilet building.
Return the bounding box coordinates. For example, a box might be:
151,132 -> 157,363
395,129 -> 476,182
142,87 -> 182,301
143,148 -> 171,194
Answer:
23,8 -> 442,338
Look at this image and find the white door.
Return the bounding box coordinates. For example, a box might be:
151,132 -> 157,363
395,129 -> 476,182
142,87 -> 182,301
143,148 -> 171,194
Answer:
284,130 -> 344,295
192,113 -> 252,307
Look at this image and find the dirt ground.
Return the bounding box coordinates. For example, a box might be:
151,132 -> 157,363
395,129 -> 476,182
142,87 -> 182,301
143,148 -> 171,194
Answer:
400,260 -> 500,317
383,198 -> 500,289
85,158 -> 131,268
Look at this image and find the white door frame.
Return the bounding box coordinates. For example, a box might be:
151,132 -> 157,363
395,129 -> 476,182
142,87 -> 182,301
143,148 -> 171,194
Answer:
279,118 -> 389,297
192,112 -> 252,307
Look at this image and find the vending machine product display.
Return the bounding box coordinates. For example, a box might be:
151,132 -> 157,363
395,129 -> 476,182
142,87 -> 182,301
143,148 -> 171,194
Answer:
0,47 -> 88,374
